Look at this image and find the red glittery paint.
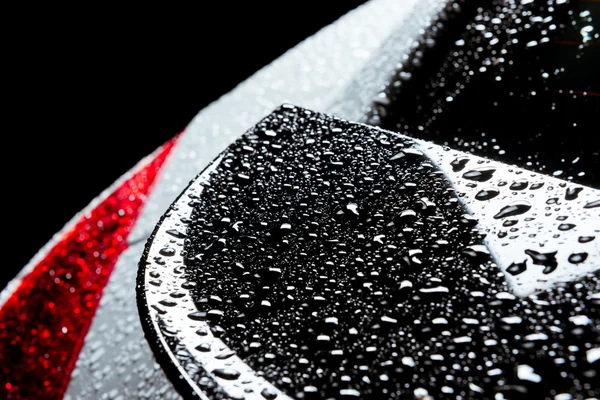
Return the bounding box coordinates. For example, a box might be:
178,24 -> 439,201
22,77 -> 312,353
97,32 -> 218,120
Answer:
0,138 -> 177,400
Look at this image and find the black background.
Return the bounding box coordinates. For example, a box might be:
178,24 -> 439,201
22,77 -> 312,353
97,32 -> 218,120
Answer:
2,2 -> 366,287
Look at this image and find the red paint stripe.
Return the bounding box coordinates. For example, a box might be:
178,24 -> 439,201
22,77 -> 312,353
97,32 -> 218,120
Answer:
0,138 -> 177,399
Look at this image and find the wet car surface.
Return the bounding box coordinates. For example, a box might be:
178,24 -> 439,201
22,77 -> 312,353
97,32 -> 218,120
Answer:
139,105 -> 600,399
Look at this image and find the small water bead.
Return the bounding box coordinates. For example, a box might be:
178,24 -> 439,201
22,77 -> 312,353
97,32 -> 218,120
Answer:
261,387 -> 278,399
586,348 -> 600,364
475,188 -> 500,201
517,365 -> 542,383
459,214 -> 478,227
509,179 -> 529,190
212,368 -> 241,381
558,223 -> 576,231
568,253 -> 588,264
462,167 -> 496,182
166,229 -> 187,239
506,260 -> 527,276
159,247 -> 176,257
187,311 -> 208,321
195,343 -> 211,352
462,244 -> 491,259
345,203 -> 360,216
578,236 -> 595,243
451,156 -> 470,171
584,199 -> 600,209
565,187 -> 583,200
493,201 -> 532,219
215,350 -> 236,360
339,389 -> 361,397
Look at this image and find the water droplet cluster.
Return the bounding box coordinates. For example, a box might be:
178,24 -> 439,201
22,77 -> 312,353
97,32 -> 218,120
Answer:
140,106 -> 600,399
369,0 -> 600,186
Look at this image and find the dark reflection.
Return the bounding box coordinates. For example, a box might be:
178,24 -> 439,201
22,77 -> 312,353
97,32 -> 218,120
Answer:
375,0 -> 600,187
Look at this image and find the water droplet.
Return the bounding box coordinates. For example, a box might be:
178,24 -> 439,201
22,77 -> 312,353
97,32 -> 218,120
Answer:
565,187 -> 583,200
509,179 -> 528,190
584,199 -> 600,209
517,365 -> 541,383
578,236 -> 595,243
558,223 -> 576,231
346,203 -> 359,216
462,167 -> 496,182
166,229 -> 186,238
450,156 -> 469,171
212,368 -> 241,380
159,247 -> 176,257
475,188 -> 500,201
587,348 -> 600,364
195,343 -> 211,352
339,389 -> 361,397
280,223 -> 292,232
158,299 -> 177,307
215,350 -> 236,360
493,201 -> 531,219
187,311 -> 208,321
568,253 -> 588,264
261,387 -> 278,399
506,260 -> 527,276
